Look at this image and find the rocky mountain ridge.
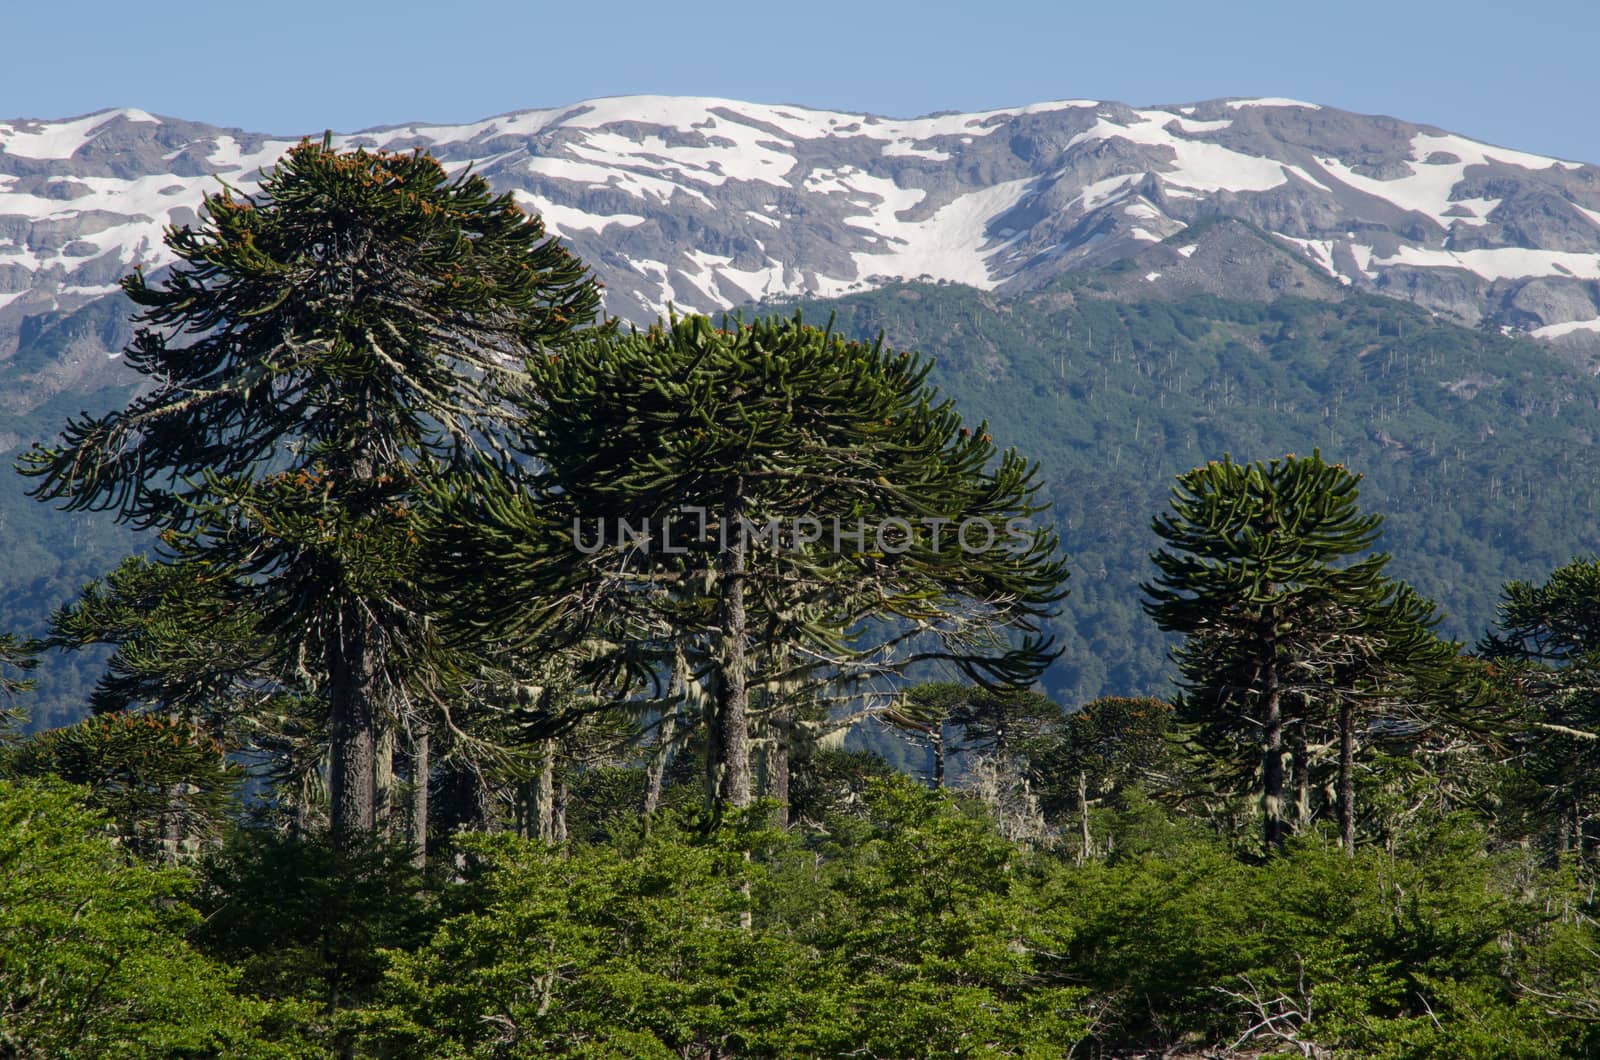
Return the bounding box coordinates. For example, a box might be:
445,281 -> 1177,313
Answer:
4,94 -> 1600,385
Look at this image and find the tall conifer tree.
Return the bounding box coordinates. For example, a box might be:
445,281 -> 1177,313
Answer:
22,139 -> 602,847
427,313 -> 1068,815
1143,452 -> 1450,851
1484,558 -> 1600,857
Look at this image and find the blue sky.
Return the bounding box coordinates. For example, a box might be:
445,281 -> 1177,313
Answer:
5,0 -> 1597,162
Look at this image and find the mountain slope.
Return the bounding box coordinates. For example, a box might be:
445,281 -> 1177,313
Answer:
762,271 -> 1600,702
5,94 -> 1600,380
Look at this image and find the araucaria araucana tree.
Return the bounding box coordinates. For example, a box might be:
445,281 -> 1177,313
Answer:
1482,557 -> 1600,858
21,138 -> 603,848
426,313 -> 1068,815
1143,452 -> 1450,852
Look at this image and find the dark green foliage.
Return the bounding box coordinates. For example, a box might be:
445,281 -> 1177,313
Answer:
1143,451 -> 1390,731
0,632 -> 40,734
431,312 -> 1064,680
14,155 -> 1600,1058
1047,809 -> 1578,1057
904,682 -> 1065,758
897,681 -> 1068,795
49,554 -> 274,720
14,274 -> 1600,728
20,137 -> 605,847
339,779 -> 1600,1058
426,312 -> 1068,812
43,544 -> 332,836
359,780 -> 1090,1058
1053,696 -> 1175,783
359,814 -> 829,1058
5,740 -> 1599,1057
20,139 -> 601,530
811,780 -> 1087,1056
1035,695 -> 1177,815
783,745 -> 899,824
193,831 -> 434,1014
1491,558 -> 1600,663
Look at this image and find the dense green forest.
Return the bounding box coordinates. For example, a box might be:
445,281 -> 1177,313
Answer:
765,276 -> 1600,706
7,140 -> 1600,1059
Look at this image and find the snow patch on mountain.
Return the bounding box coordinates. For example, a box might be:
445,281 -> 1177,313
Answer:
1374,246 -> 1600,282
1072,112 -> 1321,194
847,177 -> 1035,290
0,109 -> 158,160
1283,237 -> 1341,279
1226,97 -> 1323,110
1532,317 -> 1600,339
525,196 -> 647,236
1316,131 -> 1579,232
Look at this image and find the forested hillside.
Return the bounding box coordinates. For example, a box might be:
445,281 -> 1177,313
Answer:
769,274 -> 1600,703
0,371 -> 140,729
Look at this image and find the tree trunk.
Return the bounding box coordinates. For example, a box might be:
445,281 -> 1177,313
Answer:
932,726 -> 946,790
328,607 -> 378,848
644,709 -> 678,817
1077,770 -> 1092,867
1291,732 -> 1311,833
475,768 -> 501,834
770,719 -> 791,829
714,479 -> 753,813
410,728 -> 430,869
1338,698 -> 1356,856
376,724 -> 397,836
553,774 -> 568,844
534,741 -> 556,842
157,713 -> 188,862
646,652 -> 686,818
159,784 -> 183,864
1261,651 -> 1285,852
292,770 -> 312,838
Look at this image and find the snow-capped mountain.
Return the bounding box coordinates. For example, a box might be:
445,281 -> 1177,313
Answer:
5,94 -> 1600,360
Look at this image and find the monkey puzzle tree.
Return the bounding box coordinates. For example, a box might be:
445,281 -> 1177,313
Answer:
8,713 -> 240,862
426,313 -> 1068,816
21,138 -> 602,848
898,681 -> 1066,790
45,554 -> 340,835
1143,452 -> 1450,852
1482,557 -> 1600,858
1313,580 -> 1462,851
